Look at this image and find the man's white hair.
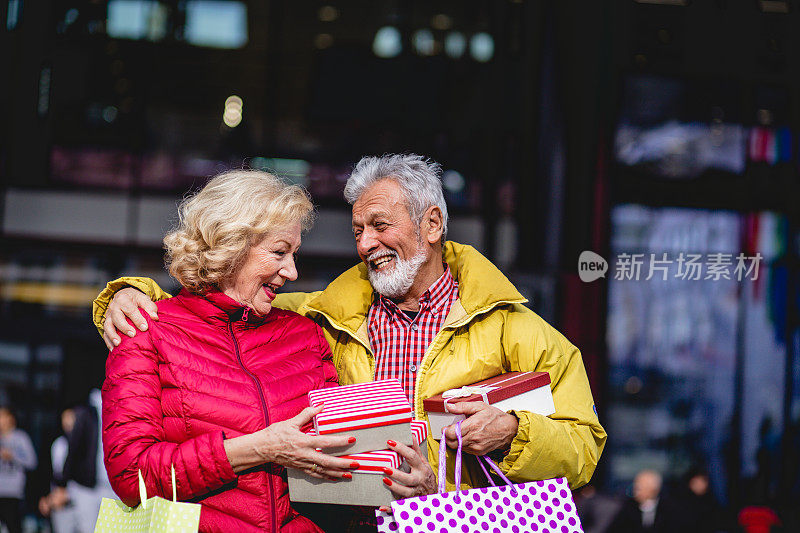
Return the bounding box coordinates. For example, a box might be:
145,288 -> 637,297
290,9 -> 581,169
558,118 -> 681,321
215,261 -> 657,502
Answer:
344,153 -> 449,242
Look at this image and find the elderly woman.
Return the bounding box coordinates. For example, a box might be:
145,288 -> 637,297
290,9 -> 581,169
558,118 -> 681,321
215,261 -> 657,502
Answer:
102,170 -> 357,533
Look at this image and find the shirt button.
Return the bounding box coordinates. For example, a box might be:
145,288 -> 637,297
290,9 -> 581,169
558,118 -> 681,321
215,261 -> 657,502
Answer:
411,324 -> 418,331
409,364 -> 417,372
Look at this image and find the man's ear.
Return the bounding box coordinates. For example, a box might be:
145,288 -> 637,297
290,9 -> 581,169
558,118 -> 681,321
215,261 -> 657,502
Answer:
424,206 -> 444,245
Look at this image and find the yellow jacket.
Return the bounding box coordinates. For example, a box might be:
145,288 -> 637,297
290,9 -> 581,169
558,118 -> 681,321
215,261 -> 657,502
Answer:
93,242 -> 605,491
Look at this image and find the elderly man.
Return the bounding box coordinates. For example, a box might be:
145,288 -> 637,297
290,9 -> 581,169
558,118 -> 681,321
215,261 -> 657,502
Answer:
93,153 -> 605,501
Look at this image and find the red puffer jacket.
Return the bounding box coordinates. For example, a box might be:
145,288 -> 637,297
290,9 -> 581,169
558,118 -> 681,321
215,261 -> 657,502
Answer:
102,288 -> 337,532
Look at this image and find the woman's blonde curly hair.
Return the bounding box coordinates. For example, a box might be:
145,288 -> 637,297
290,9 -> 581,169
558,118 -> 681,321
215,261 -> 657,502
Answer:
164,170 -> 314,293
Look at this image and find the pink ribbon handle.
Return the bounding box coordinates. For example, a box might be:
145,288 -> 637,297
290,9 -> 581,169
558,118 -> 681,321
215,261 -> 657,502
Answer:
438,421 -> 517,496
476,454 -> 519,496
438,421 -> 462,493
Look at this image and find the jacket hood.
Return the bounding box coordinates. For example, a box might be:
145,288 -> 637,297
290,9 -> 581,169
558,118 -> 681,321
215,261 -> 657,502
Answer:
305,241 -> 527,330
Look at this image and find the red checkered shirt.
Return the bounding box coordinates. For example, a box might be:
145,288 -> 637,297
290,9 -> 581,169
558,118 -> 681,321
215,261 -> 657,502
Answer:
368,265 -> 459,405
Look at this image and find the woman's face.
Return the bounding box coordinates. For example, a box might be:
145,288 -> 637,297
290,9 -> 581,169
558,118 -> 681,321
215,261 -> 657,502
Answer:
221,223 -> 302,316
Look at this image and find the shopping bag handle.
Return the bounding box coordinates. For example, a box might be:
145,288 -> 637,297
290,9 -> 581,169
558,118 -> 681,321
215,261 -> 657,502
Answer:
137,465 -> 179,509
437,422 -> 462,493
475,453 -> 518,496
438,421 -> 517,496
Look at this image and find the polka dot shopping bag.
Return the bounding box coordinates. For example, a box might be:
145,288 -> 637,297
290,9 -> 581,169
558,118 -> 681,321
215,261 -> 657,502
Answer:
378,422 -> 583,533
94,466 -> 200,533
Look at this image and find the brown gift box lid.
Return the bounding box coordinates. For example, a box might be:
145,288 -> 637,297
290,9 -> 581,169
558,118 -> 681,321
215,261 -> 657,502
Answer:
423,371 -> 551,412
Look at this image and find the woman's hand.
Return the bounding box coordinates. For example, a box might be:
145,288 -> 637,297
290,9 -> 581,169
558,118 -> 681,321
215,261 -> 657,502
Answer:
224,404 -> 359,480
380,440 -> 436,501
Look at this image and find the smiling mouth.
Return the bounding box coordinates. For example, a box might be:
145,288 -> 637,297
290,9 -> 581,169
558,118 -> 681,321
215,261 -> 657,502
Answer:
368,253 -> 396,271
262,283 -> 281,297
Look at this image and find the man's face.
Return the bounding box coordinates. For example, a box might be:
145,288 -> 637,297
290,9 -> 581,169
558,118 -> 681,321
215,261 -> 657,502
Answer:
351,178 -> 428,298
633,471 -> 661,504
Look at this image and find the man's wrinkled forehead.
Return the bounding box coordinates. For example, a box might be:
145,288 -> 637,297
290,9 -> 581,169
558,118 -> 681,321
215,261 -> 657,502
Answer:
351,206 -> 391,227
351,178 -> 412,222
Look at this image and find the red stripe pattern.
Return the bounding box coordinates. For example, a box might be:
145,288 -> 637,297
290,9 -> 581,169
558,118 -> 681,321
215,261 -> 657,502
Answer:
308,380 -> 412,434
410,419 -> 428,445
303,419 -> 429,474
339,450 -> 402,473
369,265 -> 459,404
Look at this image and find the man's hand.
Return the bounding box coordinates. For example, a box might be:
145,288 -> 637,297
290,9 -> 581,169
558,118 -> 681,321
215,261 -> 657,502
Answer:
0,447 -> 13,461
103,287 -> 159,350
443,402 -> 519,455
380,440 -> 436,503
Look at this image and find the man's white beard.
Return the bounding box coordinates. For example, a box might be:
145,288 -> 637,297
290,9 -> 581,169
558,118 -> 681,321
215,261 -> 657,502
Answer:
367,247 -> 427,300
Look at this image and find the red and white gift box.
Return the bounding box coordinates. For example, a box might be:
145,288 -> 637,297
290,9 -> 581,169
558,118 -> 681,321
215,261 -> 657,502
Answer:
339,420 -> 429,474
410,419 -> 427,448
308,380 -> 413,455
423,371 -> 555,439
340,450 -> 401,473
288,420 -> 429,506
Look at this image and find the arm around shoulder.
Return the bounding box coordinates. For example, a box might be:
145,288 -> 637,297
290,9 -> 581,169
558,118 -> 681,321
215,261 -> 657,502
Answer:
92,277 -> 172,337
499,305 -> 606,488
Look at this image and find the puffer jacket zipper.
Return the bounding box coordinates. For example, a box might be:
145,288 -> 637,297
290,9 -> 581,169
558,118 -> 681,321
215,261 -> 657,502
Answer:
227,317 -> 278,532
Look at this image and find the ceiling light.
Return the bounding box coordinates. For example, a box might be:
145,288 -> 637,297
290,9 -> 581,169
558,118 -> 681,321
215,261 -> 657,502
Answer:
373,26 -> 402,58
445,32 -> 466,59
412,29 -> 435,56
470,33 -> 494,62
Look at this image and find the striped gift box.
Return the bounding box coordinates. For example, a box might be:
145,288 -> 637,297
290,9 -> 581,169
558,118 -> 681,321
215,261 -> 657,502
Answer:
301,428 -> 400,473
341,450 -> 402,474
304,419 -> 429,474
410,419 -> 428,445
308,380 -> 412,435
304,419 -> 426,445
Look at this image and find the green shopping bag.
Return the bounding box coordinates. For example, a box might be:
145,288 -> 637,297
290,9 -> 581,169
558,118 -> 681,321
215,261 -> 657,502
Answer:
94,466 -> 201,532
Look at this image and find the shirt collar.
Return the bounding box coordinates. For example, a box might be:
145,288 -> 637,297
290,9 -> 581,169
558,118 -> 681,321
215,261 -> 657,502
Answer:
422,264 -> 458,310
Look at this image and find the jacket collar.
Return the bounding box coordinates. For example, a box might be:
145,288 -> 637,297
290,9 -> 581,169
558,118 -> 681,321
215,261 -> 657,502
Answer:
442,241 -> 527,320
178,287 -> 269,325
305,241 -> 527,333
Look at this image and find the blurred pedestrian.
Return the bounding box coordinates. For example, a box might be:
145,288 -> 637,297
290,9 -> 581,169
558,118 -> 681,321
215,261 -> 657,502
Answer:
574,483 -> 623,533
0,405 -> 37,533
608,469 -> 680,533
677,466 -> 722,533
39,392 -> 117,533
39,408 -> 76,533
